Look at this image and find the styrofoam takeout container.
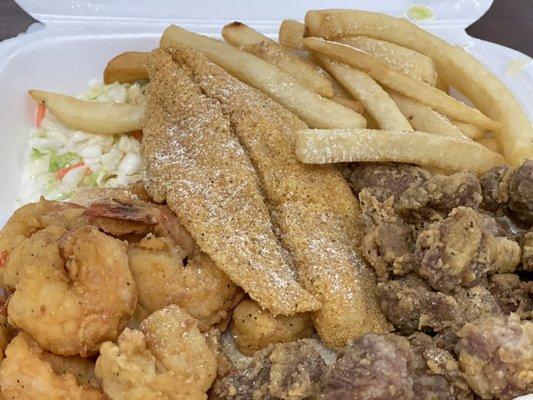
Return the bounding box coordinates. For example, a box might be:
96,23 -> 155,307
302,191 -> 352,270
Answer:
0,2 -> 532,398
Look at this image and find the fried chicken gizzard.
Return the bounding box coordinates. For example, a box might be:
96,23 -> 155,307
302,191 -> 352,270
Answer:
377,274 -> 503,335
347,161 -> 533,229
213,333 -> 474,400
456,314 -> 533,400
345,162 -> 483,223
212,339 -> 327,400
480,160 -> 533,224
345,161 -> 533,399
349,163 -> 523,284
416,206 -> 520,292
350,162 -> 530,293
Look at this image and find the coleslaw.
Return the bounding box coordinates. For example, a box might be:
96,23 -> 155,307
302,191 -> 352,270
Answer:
18,81 -> 146,204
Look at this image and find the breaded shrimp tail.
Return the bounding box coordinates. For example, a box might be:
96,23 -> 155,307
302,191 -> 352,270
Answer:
142,48 -> 320,316
159,43 -> 390,348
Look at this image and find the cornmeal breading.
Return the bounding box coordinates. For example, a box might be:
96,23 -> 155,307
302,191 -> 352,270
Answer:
142,49 -> 320,316
161,44 -> 389,347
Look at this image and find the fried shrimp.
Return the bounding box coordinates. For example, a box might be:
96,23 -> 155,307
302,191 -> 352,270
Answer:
85,199 -> 197,254
42,350 -> 100,390
69,183 -> 152,207
0,315 -> 13,362
86,199 -> 241,331
0,199 -> 86,279
128,235 -> 241,331
0,333 -> 104,400
231,299 -> 314,356
1,225 -> 66,290
8,225 -> 137,356
95,305 -> 217,400
127,304 -> 152,330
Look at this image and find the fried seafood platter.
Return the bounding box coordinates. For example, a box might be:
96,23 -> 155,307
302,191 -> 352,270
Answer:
0,8 -> 532,400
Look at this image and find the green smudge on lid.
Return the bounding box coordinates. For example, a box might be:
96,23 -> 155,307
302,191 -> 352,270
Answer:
408,5 -> 434,21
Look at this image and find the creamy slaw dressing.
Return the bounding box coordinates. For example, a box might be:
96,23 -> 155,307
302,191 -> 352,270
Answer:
18,81 -> 146,204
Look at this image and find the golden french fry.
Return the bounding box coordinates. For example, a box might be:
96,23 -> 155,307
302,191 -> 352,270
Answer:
221,21 -> 276,46
338,36 -> 437,86
330,78 -> 350,97
29,90 -> 144,135
313,55 -> 374,123
311,52 -> 381,119
222,22 -> 347,101
319,57 -> 412,131
387,90 -> 465,138
311,53 -> 378,117
363,110 -> 380,129
309,53 -> 351,97
304,9 -> 532,165
223,22 -> 334,97
103,51 -> 149,84
161,25 -> 366,129
330,96 -> 364,114
295,128 -> 505,174
476,136 -> 502,153
240,41 -> 334,97
436,75 -> 449,92
451,120 -> 485,140
303,37 -> 500,132
279,19 -> 305,50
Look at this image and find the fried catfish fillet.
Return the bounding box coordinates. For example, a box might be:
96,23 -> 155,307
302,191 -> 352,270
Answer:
157,43 -> 389,347
142,49 -> 320,316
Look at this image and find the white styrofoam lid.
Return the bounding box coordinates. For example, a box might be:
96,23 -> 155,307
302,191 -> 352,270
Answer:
16,0 -> 493,26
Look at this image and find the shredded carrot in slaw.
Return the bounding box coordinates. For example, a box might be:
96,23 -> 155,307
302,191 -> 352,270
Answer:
131,130 -> 143,142
35,103 -> 46,127
55,162 -> 85,180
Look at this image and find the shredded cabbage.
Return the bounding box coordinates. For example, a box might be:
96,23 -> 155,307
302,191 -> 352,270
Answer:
18,81 -> 146,204
48,152 -> 81,172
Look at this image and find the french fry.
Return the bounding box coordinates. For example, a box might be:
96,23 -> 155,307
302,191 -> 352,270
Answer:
223,22 -> 334,97
311,54 -> 377,118
330,96 -> 364,114
363,110 -> 380,130
239,41 -> 334,97
279,19 -> 305,50
295,129 -> 505,174
476,136 -> 502,154
161,25 -> 366,129
319,57 -> 412,131
222,23 -> 343,100
338,36 -> 437,86
387,90 -> 465,138
305,9 -> 532,165
311,52 -> 383,120
309,53 -> 351,97
29,90 -> 144,135
103,51 -> 149,84
436,75 -> 449,92
329,78 -> 349,97
303,37 -> 499,132
221,21 -> 276,46
451,120 -> 485,140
